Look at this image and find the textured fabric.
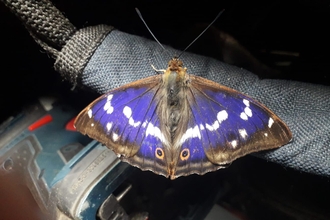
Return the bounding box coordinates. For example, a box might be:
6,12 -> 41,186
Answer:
82,29 -> 330,177
1,0 -> 76,57
1,0 -> 113,84
54,25 -> 114,84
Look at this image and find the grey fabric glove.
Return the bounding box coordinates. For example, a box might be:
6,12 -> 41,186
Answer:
3,0 -> 330,177
72,29 -> 330,177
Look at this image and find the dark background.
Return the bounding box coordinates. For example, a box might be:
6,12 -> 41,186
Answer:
0,0 -> 329,219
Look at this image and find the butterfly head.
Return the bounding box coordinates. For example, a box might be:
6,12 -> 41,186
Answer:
168,57 -> 183,70
163,57 -> 188,84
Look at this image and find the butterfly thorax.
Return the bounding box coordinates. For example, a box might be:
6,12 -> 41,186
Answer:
159,58 -> 190,149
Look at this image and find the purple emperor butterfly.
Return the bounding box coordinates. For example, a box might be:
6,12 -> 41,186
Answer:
74,9 -> 292,179
74,57 -> 292,179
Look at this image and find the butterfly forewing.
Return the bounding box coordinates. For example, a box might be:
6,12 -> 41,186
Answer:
74,75 -> 171,177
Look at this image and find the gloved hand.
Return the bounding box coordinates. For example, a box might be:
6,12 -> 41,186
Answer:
75,29 -> 330,177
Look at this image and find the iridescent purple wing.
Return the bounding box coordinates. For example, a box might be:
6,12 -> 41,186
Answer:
74,75 -> 171,177
173,75 -> 292,178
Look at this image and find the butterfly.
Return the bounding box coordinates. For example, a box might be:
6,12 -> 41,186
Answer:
74,57 -> 292,180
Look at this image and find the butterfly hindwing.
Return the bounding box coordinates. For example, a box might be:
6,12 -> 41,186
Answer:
74,75 -> 170,177
174,109 -> 228,178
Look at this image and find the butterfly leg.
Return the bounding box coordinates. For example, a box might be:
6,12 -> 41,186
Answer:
151,65 -> 166,73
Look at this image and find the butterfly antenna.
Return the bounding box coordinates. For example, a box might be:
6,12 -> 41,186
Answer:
136,8 -> 172,58
177,9 -> 225,58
